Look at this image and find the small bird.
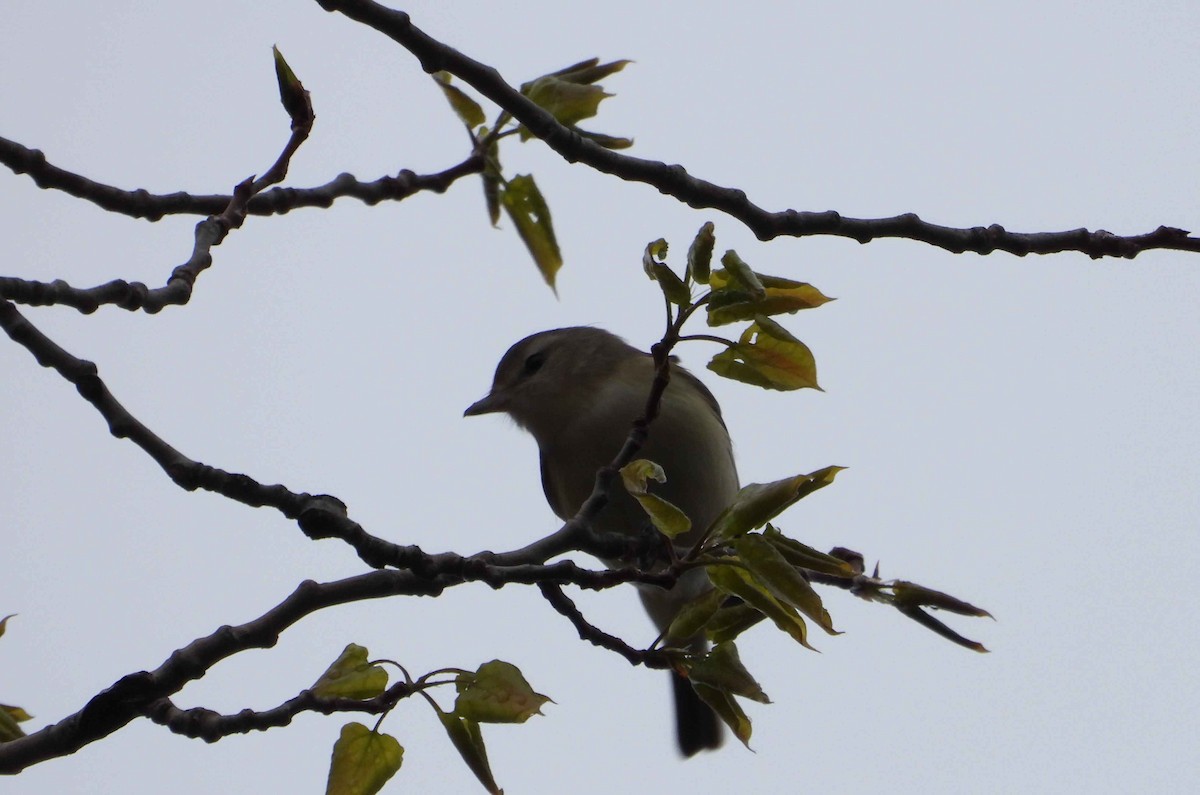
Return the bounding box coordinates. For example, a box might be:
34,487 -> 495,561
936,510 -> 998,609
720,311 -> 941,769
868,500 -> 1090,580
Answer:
464,326 -> 739,756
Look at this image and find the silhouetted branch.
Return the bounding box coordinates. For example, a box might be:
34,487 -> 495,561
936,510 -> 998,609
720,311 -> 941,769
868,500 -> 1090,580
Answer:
143,681 -> 416,742
538,583 -> 671,669
0,551 -> 688,773
0,135 -> 483,225
0,93 -> 312,312
317,0 -> 1200,260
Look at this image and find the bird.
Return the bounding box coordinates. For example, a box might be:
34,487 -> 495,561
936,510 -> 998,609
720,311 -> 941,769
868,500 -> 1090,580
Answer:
464,326 -> 739,756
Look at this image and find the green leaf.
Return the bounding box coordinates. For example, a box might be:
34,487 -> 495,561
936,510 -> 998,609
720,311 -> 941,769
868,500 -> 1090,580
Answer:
891,580 -> 993,650
437,710 -> 501,794
620,459 -> 693,538
643,236 -> 691,305
620,458 -> 665,494
515,59 -> 631,145
705,602 -> 766,643
431,71 -> 486,130
548,57 -> 632,85
708,564 -> 816,650
637,493 -> 693,539
718,250 -> 765,299
707,466 -> 845,542
693,683 -> 753,748
686,641 -> 770,704
891,581 -> 994,619
500,175 -> 562,292
519,76 -> 611,140
0,616 -> 26,740
763,525 -> 857,578
663,587 -> 725,646
734,535 -> 839,635
641,239 -> 691,305
325,722 -> 403,795
707,318 -> 821,391
687,222 -> 716,284
312,644 -> 389,699
272,46 -> 312,127
577,129 -> 634,149
454,660 -> 551,724
483,173 -> 502,228
895,605 -> 990,653
707,269 -> 833,326
480,128 -> 502,227
641,238 -> 669,276
653,264 -> 693,305
0,704 -> 31,723
0,704 -> 28,742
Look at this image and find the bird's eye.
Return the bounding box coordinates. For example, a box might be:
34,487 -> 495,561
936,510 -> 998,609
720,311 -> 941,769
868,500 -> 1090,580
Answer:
522,351 -> 547,375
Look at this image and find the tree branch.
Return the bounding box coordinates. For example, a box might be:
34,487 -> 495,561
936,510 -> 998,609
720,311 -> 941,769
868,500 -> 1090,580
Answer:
538,583 -> 671,670
0,550 -> 687,773
0,135 -> 483,225
317,0 -> 1200,260
143,681 -> 416,743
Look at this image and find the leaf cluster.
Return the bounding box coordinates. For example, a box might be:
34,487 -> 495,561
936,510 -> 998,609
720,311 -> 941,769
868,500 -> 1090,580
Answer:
314,645 -> 550,795
642,222 -> 832,392
616,230 -> 991,743
639,466 -> 849,746
620,460 -> 991,747
433,58 -> 633,291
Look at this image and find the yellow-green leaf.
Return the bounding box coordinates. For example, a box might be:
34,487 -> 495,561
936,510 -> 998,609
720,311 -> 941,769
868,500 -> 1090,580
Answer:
480,129 -> 502,227
663,587 -> 725,646
687,222 -> 716,284
642,238 -> 669,277
707,270 -> 833,326
272,46 -> 312,127
641,236 -> 690,304
454,660 -> 551,724
483,173 -> 502,227
719,251 -> 765,300
895,605 -> 990,654
892,581 -> 994,619
620,459 -> 664,494
437,710 -> 501,795
577,129 -> 634,149
735,534 -> 838,635
707,466 -> 845,542
686,642 -> 770,704
548,57 -> 632,85
763,525 -> 857,578
0,705 -> 27,742
519,76 -> 611,139
312,644 -> 388,700
705,602 -> 766,643
653,264 -> 691,305
707,319 -> 821,391
636,492 -> 692,539
620,459 -> 692,538
693,683 -> 753,748
708,564 -> 816,650
1,704 -> 31,723
325,722 -> 403,795
432,71 -> 486,130
501,175 -> 562,291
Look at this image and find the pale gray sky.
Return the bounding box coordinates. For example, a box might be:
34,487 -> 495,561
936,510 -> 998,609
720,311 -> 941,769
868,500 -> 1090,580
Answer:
3,2 -> 1199,793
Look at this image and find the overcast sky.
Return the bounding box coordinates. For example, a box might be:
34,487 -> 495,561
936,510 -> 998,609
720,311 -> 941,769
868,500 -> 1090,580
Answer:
3,2 -> 1199,793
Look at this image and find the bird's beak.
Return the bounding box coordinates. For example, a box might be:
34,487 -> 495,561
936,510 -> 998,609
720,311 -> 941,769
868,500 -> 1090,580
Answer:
464,391 -> 505,417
